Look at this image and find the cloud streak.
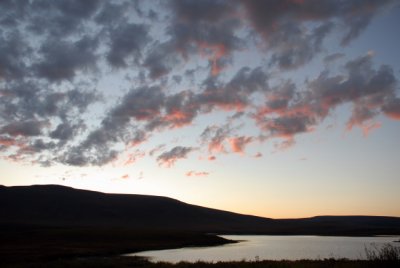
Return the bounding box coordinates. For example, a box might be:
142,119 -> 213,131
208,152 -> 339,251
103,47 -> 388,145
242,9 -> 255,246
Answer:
157,146 -> 196,167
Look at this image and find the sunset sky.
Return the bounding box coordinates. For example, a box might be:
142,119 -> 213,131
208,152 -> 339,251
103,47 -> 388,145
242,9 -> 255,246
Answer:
1,0 -> 400,218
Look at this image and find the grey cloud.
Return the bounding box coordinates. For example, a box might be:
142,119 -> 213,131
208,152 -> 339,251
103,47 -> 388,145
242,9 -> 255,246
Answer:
60,146 -> 118,167
0,1 -> 29,27
30,139 -> 57,152
112,86 -> 164,120
54,0 -> 100,19
269,21 -> 333,70
59,86 -> 158,166
323,53 -> 345,64
50,121 -> 84,141
255,54 -> 398,141
383,98 -> 400,119
171,0 -> 234,23
0,0 -> 398,168
200,123 -> 235,154
1,120 -> 46,137
66,89 -> 99,114
168,0 -> 243,74
264,81 -> 296,114
227,67 -> 270,95
310,54 -> 396,112
341,14 -> 371,46
0,81 -> 99,121
243,0 -> 394,69
258,115 -> 315,138
144,42 -> 181,79
28,0 -> 101,37
35,36 -> 99,81
0,32 -> 30,80
95,1 -> 128,27
107,23 -> 150,68
197,66 -> 269,111
157,146 -> 196,167
163,91 -> 198,127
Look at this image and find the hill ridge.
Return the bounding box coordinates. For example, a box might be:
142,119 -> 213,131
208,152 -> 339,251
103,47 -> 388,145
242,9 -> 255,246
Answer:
1,184 -> 400,236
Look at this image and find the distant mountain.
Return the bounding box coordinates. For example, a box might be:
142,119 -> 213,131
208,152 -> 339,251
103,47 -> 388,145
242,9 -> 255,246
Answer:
1,184 -> 400,236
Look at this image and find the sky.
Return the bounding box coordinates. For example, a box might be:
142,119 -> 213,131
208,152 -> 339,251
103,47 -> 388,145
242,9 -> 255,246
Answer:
1,0 -> 400,219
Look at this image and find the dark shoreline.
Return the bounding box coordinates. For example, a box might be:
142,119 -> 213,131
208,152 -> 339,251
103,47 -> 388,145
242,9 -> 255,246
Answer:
0,226 -> 235,267
5,256 -> 400,268
2,226 -> 400,267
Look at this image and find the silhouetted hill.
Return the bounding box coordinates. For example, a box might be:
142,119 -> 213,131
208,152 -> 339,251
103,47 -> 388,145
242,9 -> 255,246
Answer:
1,184 -> 400,235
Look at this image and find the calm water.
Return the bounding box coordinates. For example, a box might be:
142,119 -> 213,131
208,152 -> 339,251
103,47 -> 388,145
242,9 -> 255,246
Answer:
129,235 -> 399,263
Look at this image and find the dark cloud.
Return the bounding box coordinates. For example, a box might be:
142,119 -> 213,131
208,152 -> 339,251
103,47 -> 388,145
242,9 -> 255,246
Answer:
254,53 -> 398,143
157,146 -> 196,167
243,0 -> 394,69
0,81 -> 98,122
144,42 -> 181,79
95,1 -> 128,26
29,139 -> 57,153
257,115 -> 315,139
261,81 -> 296,115
171,0 -> 234,22
107,23 -> 150,68
50,121 -> 84,141
200,124 -> 234,154
160,91 -> 198,128
58,86 -> 160,166
112,86 -> 164,121
28,0 -> 101,37
0,0 -> 398,168
307,54 -> 396,119
383,98 -> 400,120
0,31 -> 30,81
0,120 -> 47,137
197,66 -> 269,112
323,53 -> 345,64
168,0 -> 242,75
35,36 -> 99,81
149,144 -> 166,157
268,21 -> 333,69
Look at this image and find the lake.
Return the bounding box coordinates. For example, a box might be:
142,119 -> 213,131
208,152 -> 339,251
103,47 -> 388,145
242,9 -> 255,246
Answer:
129,235 -> 399,263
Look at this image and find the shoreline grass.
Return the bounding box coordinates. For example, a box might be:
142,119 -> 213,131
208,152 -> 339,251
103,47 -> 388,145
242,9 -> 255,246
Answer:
4,256 -> 400,268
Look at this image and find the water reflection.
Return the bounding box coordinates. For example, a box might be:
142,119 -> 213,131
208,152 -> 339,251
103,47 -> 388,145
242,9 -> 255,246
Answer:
130,235 -> 399,263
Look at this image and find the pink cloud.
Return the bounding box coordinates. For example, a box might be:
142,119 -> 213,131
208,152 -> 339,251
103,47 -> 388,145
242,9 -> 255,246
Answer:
123,150 -> 145,166
198,42 -> 228,76
186,170 -> 209,177
228,136 -> 254,154
347,120 -> 381,137
254,152 -> 263,158
274,138 -> 296,152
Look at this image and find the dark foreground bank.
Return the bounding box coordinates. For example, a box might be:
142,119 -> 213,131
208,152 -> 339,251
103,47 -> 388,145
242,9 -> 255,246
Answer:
2,226 -> 400,268
2,185 -> 400,267
4,256 -> 400,268
0,226 -> 234,267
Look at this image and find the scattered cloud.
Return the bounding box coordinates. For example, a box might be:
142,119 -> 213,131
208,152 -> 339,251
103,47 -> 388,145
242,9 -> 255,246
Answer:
186,170 -> 209,177
208,155 -> 216,161
228,136 -> 254,154
0,0 -> 398,169
157,146 -> 196,167
254,152 -> 263,158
